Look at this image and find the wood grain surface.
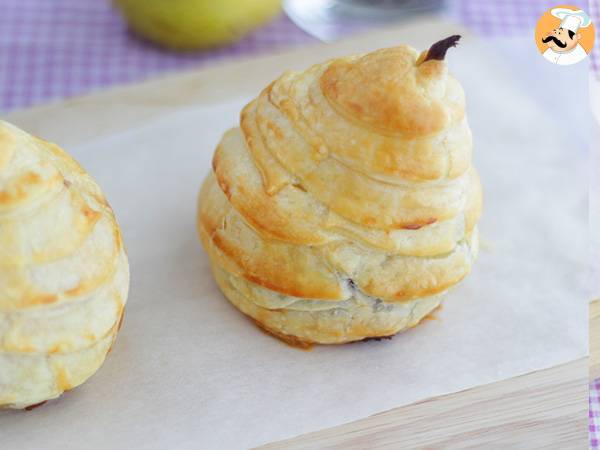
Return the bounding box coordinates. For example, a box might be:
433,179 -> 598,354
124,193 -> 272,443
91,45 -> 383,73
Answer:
5,17 -> 589,449
259,360 -> 588,450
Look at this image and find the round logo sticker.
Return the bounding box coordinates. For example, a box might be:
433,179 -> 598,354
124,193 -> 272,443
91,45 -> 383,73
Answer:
535,5 -> 595,65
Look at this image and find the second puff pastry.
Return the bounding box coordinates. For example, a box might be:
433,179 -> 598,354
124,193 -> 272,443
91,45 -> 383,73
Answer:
198,36 -> 482,346
0,121 -> 129,409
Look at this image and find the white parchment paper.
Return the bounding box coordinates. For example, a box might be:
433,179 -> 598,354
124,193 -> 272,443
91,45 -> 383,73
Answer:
0,40 -> 588,449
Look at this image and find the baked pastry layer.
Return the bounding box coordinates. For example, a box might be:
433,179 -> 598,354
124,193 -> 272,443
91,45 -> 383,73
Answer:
0,121 -> 130,408
211,260 -> 444,345
197,41 -> 481,344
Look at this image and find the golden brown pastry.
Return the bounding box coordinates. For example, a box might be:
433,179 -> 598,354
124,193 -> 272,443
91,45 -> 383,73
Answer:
197,36 -> 481,346
0,121 -> 129,409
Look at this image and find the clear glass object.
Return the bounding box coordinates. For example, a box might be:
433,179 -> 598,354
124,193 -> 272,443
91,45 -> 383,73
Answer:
283,0 -> 447,42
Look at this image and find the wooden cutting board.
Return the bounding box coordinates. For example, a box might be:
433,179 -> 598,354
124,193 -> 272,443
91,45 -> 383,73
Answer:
6,16 -> 588,449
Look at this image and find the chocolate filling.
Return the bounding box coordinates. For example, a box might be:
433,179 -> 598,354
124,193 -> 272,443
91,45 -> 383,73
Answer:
24,400 -> 47,411
360,335 -> 394,343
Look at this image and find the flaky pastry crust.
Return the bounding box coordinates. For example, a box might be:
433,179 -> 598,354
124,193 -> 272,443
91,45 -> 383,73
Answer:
0,121 -> 129,409
197,41 -> 481,345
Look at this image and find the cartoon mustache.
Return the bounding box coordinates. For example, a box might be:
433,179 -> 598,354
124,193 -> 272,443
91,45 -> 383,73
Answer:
542,35 -> 567,48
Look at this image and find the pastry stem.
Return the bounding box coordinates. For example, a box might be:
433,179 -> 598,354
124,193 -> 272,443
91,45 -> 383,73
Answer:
422,35 -> 461,63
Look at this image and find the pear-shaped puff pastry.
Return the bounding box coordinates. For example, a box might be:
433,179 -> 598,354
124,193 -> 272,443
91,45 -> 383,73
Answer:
198,36 -> 481,346
0,121 -> 129,409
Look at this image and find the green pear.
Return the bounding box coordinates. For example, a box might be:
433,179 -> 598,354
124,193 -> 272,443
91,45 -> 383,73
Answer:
114,0 -> 281,50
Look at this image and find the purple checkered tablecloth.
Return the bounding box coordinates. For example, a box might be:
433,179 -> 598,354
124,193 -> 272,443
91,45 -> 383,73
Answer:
593,380 -> 600,449
0,0 -> 597,447
593,379 -> 600,448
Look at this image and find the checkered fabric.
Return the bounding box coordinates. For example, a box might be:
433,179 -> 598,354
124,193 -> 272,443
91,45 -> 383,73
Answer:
0,1 -> 597,446
592,380 -> 600,448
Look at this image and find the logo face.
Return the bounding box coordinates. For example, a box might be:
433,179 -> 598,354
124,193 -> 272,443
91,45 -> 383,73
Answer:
535,5 -> 595,65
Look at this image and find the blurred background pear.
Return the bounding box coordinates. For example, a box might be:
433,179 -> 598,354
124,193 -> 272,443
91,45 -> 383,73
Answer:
114,0 -> 281,50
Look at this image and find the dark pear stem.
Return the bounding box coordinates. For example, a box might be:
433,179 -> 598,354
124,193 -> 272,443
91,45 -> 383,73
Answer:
423,35 -> 461,62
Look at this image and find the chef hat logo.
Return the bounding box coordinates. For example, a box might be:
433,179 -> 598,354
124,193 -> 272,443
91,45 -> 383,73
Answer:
534,5 -> 595,66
